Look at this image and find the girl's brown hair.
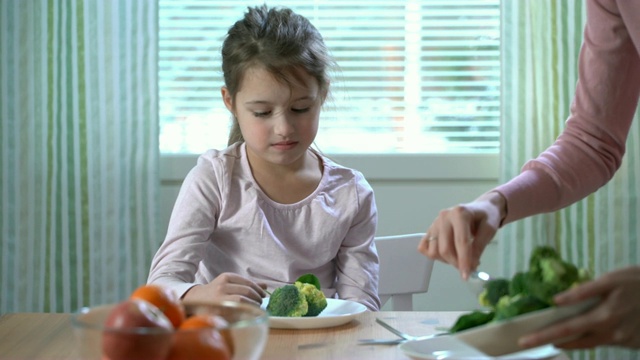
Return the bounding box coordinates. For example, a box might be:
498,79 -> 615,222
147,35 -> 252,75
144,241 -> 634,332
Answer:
221,5 -> 334,145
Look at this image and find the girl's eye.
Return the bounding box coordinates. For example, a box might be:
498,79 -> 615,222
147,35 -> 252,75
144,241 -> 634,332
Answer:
253,111 -> 270,118
292,108 -> 310,113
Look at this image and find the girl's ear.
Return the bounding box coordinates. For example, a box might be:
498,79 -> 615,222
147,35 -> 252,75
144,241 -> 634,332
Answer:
221,86 -> 234,112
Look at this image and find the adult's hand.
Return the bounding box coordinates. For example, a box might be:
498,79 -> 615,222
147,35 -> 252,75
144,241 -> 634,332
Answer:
417,191 -> 506,279
519,266 -> 640,349
182,272 -> 267,307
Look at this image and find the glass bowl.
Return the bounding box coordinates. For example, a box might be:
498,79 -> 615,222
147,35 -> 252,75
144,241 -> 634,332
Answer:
72,300 -> 269,360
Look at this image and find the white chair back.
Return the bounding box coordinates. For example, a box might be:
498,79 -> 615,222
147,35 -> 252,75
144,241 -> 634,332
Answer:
375,233 -> 435,311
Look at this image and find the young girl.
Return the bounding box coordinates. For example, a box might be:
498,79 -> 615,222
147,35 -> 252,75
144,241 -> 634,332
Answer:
148,5 -> 380,311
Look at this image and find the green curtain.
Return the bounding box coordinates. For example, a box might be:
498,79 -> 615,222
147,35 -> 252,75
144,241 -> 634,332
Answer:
0,1 -> 159,313
500,1 -> 639,359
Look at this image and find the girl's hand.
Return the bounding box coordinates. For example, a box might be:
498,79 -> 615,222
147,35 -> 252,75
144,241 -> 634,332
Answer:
519,266 -> 640,349
182,272 -> 267,307
417,191 -> 506,279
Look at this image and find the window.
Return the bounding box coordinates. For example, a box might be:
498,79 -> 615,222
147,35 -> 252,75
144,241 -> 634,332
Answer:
159,0 -> 500,154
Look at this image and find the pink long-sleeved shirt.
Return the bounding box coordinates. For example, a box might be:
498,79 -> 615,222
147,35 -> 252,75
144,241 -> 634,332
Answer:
496,0 -> 640,225
148,142 -> 381,310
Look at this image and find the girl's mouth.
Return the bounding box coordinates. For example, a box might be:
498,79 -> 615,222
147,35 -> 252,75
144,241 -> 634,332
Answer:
272,141 -> 298,150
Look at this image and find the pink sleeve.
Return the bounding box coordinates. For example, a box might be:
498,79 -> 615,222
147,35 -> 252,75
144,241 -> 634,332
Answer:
496,0 -> 640,225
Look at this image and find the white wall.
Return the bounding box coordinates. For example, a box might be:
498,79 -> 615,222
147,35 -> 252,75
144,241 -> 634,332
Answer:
159,153 -> 500,311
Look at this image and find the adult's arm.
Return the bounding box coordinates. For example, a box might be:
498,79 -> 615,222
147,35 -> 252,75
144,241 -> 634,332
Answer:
496,0 -> 640,225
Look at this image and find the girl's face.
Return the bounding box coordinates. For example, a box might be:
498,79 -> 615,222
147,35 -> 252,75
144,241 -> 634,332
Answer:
223,66 -> 324,169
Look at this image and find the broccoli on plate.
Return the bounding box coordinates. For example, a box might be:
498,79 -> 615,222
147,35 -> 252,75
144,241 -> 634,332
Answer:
266,284 -> 308,317
478,278 -> 510,308
493,294 -> 549,321
295,281 -> 328,317
449,310 -> 495,333
526,246 -> 586,304
266,274 -> 328,317
448,245 -> 592,333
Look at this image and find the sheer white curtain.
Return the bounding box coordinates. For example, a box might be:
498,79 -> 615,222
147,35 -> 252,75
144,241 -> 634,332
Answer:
499,1 -> 639,359
0,0 -> 159,313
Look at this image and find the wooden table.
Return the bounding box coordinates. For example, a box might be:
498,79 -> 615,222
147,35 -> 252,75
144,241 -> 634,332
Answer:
262,311 -> 458,360
0,311 -> 568,359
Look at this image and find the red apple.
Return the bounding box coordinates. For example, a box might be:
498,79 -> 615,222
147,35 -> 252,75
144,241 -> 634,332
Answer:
102,299 -> 173,360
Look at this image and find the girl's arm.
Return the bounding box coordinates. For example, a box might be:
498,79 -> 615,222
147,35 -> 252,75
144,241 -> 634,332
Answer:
333,173 -> 381,311
147,159 -> 222,298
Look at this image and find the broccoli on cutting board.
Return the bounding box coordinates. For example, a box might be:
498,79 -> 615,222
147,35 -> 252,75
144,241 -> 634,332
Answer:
266,274 -> 328,317
449,245 -> 592,333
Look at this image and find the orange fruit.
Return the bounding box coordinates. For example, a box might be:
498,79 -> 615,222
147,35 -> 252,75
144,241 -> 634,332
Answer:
101,299 -> 173,360
167,328 -> 231,360
179,314 -> 234,356
130,284 -> 185,328
179,313 -> 229,330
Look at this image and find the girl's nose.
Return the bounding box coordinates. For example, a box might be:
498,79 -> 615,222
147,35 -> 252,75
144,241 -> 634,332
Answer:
274,114 -> 294,136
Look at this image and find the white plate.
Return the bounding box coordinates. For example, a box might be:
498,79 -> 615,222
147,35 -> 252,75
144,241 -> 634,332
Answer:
261,298 -> 367,329
400,335 -> 561,360
453,298 -> 599,357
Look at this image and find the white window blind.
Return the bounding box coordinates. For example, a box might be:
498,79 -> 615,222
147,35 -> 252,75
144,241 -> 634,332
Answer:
159,0 -> 500,154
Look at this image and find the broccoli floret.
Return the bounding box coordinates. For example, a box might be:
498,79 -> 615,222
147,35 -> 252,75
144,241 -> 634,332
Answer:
508,271 -> 530,297
528,246 -> 561,276
295,282 -> 328,317
508,270 -> 562,305
450,245 -> 593,329
525,246 -> 587,303
266,284 -> 308,317
478,278 -> 510,308
296,274 -> 322,290
528,250 -> 584,304
266,274 -> 328,317
540,258 -> 579,285
494,294 -> 549,321
449,310 -> 495,333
